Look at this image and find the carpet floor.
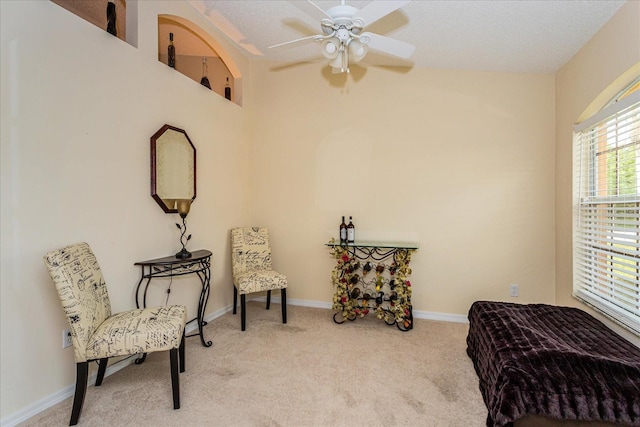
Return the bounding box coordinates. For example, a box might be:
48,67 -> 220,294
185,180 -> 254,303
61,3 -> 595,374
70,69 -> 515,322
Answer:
20,303 -> 488,426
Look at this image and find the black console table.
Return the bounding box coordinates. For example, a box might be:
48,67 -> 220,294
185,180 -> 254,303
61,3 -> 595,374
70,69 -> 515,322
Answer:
326,240 -> 418,331
135,249 -> 212,352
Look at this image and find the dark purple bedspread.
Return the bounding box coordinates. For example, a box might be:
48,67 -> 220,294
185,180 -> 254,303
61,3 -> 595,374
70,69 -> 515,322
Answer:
466,301 -> 640,426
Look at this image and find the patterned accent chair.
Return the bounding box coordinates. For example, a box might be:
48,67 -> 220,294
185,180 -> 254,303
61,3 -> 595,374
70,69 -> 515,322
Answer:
43,242 -> 187,426
231,227 -> 287,331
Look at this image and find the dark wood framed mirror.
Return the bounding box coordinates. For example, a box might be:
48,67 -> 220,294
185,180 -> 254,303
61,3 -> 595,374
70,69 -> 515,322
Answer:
150,124 -> 196,213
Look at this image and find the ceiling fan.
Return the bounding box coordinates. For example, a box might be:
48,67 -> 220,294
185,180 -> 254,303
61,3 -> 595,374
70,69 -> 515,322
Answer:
269,0 -> 415,74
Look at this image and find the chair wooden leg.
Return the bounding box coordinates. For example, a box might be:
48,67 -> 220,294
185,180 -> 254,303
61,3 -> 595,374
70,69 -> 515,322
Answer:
95,358 -> 108,386
233,286 -> 238,315
266,290 -> 272,310
281,288 -> 287,324
179,331 -> 185,373
69,362 -> 89,426
241,294 -> 246,331
170,348 -> 180,410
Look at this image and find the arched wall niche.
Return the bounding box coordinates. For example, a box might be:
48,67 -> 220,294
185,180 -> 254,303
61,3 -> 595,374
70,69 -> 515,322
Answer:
50,0 -> 138,47
158,14 -> 242,106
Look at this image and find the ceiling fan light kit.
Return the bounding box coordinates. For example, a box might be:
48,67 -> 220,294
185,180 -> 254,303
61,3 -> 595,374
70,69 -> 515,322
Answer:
269,0 -> 415,74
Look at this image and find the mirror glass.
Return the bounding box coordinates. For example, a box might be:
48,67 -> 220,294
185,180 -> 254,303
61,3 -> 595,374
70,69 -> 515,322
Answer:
151,124 -> 196,213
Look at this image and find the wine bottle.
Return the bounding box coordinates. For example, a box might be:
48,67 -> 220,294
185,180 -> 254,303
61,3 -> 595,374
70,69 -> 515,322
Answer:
106,1 -> 117,36
168,33 -> 176,68
225,77 -> 231,100
347,216 -> 355,243
339,216 -> 347,244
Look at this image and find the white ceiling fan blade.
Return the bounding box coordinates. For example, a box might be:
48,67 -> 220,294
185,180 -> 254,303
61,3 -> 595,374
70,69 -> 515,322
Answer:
361,32 -> 415,59
356,0 -> 410,27
269,34 -> 321,50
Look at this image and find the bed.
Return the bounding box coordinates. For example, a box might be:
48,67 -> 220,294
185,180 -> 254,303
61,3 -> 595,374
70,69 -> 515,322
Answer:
466,301 -> 640,427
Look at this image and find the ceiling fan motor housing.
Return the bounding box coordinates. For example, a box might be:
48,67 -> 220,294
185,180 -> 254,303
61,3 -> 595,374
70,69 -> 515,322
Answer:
327,5 -> 359,23
323,5 -> 366,49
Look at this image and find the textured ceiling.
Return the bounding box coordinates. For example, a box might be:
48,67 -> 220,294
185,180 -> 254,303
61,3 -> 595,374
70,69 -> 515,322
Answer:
188,0 -> 629,74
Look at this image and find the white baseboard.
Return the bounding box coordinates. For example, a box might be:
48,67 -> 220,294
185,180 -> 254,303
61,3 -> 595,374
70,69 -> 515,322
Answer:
1,355 -> 136,427
255,295 -> 469,324
413,309 -> 469,323
0,307 -> 230,427
1,300 -> 465,426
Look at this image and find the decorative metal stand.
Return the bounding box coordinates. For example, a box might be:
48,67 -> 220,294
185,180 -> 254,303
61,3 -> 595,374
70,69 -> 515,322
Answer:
134,250 -> 212,363
175,215 -> 192,259
326,240 -> 418,332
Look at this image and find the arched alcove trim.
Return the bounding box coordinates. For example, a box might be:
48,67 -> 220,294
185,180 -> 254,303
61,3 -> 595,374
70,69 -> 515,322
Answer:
159,14 -> 241,80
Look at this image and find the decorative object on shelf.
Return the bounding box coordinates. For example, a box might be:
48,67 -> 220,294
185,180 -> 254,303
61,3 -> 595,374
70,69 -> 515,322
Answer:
200,58 -> 211,89
339,216 -> 347,244
175,199 -> 192,259
268,0 -> 415,74
347,216 -> 355,243
168,32 -> 176,68
106,1 -> 117,36
150,124 -> 196,214
224,77 -> 231,100
326,239 -> 418,331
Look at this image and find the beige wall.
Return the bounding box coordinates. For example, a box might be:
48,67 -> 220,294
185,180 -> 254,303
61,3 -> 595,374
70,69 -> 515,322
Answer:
555,0 -> 640,345
0,0 -> 252,420
250,64 -> 556,316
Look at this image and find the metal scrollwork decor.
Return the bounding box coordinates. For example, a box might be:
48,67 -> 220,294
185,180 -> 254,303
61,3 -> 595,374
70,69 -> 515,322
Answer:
326,239 -> 418,332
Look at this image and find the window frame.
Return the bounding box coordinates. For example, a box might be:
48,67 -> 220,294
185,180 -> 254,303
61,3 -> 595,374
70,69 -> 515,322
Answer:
573,88 -> 640,336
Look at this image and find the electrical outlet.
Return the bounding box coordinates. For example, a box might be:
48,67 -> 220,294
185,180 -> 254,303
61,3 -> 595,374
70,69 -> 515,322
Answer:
510,284 -> 519,297
62,329 -> 72,349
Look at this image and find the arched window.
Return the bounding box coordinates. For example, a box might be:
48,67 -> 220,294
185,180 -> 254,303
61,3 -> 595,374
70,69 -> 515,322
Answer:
573,73 -> 640,335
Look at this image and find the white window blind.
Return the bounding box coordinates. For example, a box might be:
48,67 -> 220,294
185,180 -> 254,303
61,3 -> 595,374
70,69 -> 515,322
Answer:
573,91 -> 640,336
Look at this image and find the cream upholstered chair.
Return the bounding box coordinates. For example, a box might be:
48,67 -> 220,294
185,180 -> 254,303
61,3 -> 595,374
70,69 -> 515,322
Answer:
231,227 -> 287,331
43,242 -> 187,426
